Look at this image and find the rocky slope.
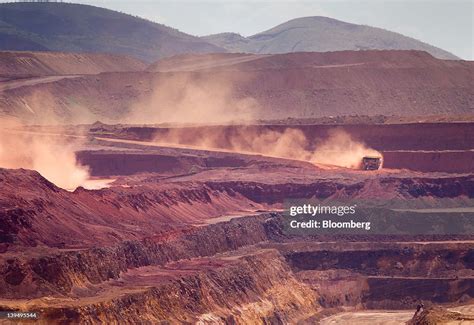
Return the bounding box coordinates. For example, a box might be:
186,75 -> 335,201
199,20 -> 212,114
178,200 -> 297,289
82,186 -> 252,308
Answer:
0,168 -> 269,249
202,16 -> 458,60
0,212 -> 472,323
1,163 -> 473,250
0,158 -> 472,323
35,251 -> 318,324
408,306 -> 474,324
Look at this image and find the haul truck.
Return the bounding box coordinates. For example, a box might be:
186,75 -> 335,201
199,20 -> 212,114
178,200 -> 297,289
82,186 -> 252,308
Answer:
362,156 -> 382,170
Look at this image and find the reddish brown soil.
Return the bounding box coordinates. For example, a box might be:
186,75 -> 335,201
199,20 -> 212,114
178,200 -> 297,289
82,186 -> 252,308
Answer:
0,214 -> 472,322
1,157 -> 473,251
0,50 -> 472,323
1,50 -> 472,123
75,144 -> 312,177
382,150 -> 474,173
2,123 -> 472,253
147,52 -> 265,72
408,306 -> 474,324
0,51 -> 145,78
90,122 -> 474,173
108,122 -> 474,151
0,168 -> 271,249
0,125 -> 472,323
0,161 -> 472,322
147,51 -> 468,72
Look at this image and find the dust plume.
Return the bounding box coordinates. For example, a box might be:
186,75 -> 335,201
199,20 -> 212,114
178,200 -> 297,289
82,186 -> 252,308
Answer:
311,129 -> 382,169
154,127 -> 309,159
12,87 -> 103,125
0,119 -> 90,190
127,72 -> 259,124
154,127 -> 382,169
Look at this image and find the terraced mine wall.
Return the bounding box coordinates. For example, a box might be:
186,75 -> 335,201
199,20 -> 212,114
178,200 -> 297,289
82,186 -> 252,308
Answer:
120,123 -> 474,151
75,149 -> 303,176
0,215 -> 273,299
12,250 -> 319,324
206,175 -> 474,202
76,151 -> 206,176
285,248 -> 474,277
364,277 -> 474,309
4,167 -> 472,250
284,244 -> 473,310
93,122 -> 474,173
1,167 -> 473,323
1,214 -> 473,323
382,150 -> 474,173
2,215 -> 472,299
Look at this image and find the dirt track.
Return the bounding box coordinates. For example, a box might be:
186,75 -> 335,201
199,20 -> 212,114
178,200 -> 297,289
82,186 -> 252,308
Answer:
320,310 -> 413,325
0,75 -> 81,92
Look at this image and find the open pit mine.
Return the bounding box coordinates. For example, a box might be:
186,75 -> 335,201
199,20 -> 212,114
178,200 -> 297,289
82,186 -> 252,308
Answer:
0,118 -> 473,324
0,41 -> 473,324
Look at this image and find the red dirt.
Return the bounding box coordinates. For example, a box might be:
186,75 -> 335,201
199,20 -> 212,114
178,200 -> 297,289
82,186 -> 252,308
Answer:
0,168 -> 266,248
0,51 -> 145,78
114,123 -> 474,151
147,52 -> 266,72
1,50 -> 472,124
148,51 -> 469,72
1,159 -> 472,250
90,122 -> 474,173
382,150 -> 474,173
0,50 -> 472,323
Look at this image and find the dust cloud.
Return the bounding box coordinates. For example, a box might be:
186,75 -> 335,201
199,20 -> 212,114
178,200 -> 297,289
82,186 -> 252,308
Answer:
129,71 -> 380,167
0,119 -> 90,190
312,129 -> 383,169
127,72 -> 259,125
154,127 -> 382,169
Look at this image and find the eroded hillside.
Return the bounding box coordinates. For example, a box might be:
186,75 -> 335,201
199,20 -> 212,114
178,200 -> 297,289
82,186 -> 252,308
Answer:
1,51 -> 472,124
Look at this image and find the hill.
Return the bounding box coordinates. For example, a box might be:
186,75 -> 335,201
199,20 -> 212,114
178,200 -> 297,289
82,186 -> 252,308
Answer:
1,50 -> 472,124
202,16 -> 458,60
0,2 -> 225,62
0,51 -> 146,78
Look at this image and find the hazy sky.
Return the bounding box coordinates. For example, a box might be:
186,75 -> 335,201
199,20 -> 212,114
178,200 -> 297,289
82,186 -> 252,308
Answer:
24,1 -> 474,59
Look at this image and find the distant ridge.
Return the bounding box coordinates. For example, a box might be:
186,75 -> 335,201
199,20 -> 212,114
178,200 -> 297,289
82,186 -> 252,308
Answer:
202,16 -> 459,60
0,4 -> 460,61
0,2 -> 226,62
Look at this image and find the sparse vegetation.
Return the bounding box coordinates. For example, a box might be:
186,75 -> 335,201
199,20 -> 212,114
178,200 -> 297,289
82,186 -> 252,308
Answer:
0,2 -> 224,62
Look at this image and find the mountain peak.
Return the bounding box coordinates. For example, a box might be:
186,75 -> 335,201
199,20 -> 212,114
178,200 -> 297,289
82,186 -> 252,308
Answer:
208,16 -> 458,60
